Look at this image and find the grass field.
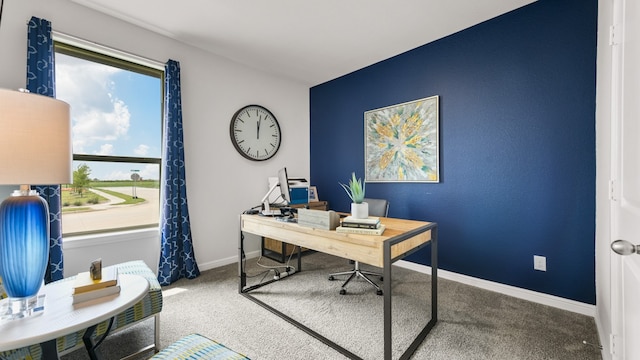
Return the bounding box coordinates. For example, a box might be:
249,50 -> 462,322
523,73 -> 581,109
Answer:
62,189 -> 107,208
89,180 -> 159,188
62,180 -> 155,211
96,187 -> 146,205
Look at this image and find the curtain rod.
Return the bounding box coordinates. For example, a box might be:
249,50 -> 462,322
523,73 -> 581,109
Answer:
52,30 -> 165,71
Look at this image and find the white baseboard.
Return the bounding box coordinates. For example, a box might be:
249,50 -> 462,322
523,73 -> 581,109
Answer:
200,253 -> 595,317
198,250 -> 261,271
395,260 -> 596,317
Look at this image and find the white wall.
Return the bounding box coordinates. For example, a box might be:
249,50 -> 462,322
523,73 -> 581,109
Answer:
62,229 -> 161,277
0,0 -> 310,274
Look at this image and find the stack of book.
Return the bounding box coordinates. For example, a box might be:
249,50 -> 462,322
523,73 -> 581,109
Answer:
336,216 -> 385,235
72,267 -> 120,304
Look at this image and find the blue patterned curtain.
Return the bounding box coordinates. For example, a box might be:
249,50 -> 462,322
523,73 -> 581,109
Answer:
26,16 -> 64,283
158,60 -> 199,285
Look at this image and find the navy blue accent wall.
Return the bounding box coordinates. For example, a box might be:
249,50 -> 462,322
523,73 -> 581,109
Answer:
309,0 -> 597,304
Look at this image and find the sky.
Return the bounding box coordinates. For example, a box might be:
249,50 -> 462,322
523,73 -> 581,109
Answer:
55,53 -> 162,181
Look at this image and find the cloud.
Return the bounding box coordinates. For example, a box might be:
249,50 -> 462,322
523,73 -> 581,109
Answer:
134,144 -> 150,156
105,163 -> 159,181
140,164 -> 159,180
104,170 -> 137,181
72,99 -> 130,152
56,53 -> 130,153
56,54 -> 120,112
96,144 -> 114,156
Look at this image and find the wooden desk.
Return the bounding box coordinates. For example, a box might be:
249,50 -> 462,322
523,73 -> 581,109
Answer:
239,214 -> 437,360
0,274 -> 149,359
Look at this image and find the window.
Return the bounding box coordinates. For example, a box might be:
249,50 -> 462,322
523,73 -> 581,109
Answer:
54,41 -> 163,236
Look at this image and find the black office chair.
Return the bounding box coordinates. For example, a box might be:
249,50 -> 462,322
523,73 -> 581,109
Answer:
328,198 -> 389,295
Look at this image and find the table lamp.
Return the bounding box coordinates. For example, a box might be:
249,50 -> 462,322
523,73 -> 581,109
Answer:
0,88 -> 71,319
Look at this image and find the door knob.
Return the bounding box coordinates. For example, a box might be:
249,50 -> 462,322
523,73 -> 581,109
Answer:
611,239 -> 639,256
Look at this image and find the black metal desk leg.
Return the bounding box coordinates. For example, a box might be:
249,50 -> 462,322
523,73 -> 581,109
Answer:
297,245 -> 302,272
239,227 -> 246,293
383,242 -> 392,360
431,227 -> 438,322
398,224 -> 439,360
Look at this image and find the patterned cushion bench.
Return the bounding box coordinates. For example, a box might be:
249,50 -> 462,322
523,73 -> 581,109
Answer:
0,260 -> 163,360
151,334 -> 249,360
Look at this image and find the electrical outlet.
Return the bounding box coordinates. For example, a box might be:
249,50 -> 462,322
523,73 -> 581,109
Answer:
534,255 -> 546,271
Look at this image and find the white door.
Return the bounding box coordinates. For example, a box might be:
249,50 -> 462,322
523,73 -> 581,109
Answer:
610,0 -> 640,358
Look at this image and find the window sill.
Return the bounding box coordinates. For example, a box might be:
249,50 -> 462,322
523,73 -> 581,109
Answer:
63,227 -> 159,249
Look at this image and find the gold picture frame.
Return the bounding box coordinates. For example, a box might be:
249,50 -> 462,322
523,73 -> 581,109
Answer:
364,95 -> 439,183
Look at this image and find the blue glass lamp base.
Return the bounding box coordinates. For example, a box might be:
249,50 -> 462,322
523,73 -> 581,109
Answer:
0,188 -> 50,322
0,293 -> 45,322
0,190 -> 50,297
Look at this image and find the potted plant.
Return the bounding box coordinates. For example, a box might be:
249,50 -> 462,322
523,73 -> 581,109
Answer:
340,172 -> 368,219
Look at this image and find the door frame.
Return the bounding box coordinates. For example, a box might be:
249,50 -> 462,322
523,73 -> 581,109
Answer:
595,0 -> 616,358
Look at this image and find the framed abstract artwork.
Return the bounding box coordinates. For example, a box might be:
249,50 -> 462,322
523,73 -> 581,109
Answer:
364,95 -> 439,183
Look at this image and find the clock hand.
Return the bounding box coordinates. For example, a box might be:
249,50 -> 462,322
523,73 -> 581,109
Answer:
257,115 -> 262,140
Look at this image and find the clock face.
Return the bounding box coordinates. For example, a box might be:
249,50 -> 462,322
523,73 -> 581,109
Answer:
229,105 -> 282,161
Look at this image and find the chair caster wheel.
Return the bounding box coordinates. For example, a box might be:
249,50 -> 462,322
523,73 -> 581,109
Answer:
340,289 -> 347,295
376,289 -> 383,296
328,276 -> 335,281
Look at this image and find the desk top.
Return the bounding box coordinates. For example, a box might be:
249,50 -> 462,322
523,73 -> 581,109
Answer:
241,214 -> 435,267
0,274 -> 149,352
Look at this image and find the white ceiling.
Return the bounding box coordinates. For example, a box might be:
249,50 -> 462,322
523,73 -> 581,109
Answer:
71,0 -> 536,86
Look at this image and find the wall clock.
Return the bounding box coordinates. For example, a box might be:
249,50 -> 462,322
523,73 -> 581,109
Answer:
229,104 -> 282,161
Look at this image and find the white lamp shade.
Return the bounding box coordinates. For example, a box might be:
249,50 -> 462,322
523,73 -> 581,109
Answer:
0,88 -> 72,185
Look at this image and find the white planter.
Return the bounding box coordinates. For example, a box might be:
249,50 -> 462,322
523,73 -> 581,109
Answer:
351,202 -> 369,219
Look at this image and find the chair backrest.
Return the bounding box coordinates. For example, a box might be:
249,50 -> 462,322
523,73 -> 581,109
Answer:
363,198 -> 389,217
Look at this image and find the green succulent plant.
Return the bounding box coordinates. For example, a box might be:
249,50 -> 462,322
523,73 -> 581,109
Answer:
339,172 -> 365,204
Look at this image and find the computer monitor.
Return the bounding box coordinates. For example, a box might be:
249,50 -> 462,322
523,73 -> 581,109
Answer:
260,167 -> 290,215
277,167 -> 291,205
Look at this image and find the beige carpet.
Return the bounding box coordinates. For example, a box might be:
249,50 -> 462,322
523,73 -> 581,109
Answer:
62,252 -> 602,360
